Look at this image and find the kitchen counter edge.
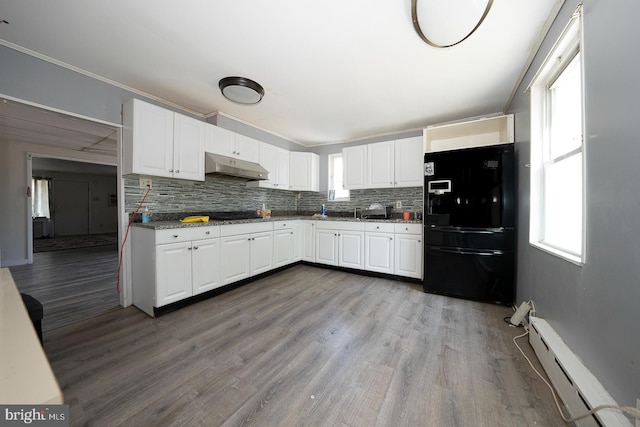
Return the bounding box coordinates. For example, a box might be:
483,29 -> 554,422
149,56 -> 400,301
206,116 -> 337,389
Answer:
132,216 -> 422,230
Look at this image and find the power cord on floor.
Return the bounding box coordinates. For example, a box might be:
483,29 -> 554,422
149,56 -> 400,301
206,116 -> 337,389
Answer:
513,330 -> 640,424
116,185 -> 151,294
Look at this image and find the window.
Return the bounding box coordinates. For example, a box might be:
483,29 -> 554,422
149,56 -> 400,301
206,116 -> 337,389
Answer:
32,177 -> 52,218
328,153 -> 350,201
529,5 -> 584,263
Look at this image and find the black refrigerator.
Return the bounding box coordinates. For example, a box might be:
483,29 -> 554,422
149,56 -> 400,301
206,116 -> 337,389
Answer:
423,143 -> 515,305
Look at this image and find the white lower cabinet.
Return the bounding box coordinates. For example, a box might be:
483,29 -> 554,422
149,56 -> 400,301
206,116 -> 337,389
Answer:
132,226 -> 221,316
393,223 -> 423,279
220,222 -> 273,285
301,221 -> 315,262
364,223 -> 395,274
274,221 -> 299,267
315,221 -> 365,269
132,219 -> 421,317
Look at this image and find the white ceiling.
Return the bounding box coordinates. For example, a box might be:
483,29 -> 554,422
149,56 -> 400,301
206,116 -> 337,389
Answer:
0,0 -> 560,147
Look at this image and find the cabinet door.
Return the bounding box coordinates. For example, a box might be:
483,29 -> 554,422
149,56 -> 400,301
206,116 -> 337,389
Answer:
273,229 -> 293,267
291,221 -> 302,262
339,231 -> 364,269
395,136 -> 424,187
156,242 -> 192,306
235,134 -> 260,163
343,145 -> 367,189
220,235 -> 252,284
302,221 -> 315,262
367,141 -> 395,188
192,238 -> 221,295
275,147 -> 290,189
394,234 -> 423,279
173,113 -> 205,181
205,124 -> 235,157
365,232 -> 394,274
129,99 -> 174,177
251,231 -> 273,275
315,229 -> 339,266
289,152 -> 319,192
256,142 -> 278,189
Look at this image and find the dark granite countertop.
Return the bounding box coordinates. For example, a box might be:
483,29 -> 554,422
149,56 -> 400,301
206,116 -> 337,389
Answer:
132,215 -> 422,230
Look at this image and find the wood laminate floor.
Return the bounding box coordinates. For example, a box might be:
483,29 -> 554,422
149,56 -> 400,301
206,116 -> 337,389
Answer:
11,248 -> 567,426
10,245 -> 121,332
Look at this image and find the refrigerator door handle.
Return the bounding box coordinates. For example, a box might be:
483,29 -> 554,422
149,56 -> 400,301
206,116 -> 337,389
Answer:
429,246 -> 504,256
429,225 -> 503,235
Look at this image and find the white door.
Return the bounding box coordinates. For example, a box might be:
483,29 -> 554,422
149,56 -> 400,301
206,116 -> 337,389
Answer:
173,113 -> 205,181
132,99 -> 174,177
342,145 -> 367,189
394,234 -> 423,279
221,235 -> 252,284
192,238 -> 221,295
315,229 -> 338,266
339,231 -> 364,269
365,232 -> 394,274
156,242 -> 192,306
394,136 -> 424,187
291,221 -> 302,262
302,222 -> 315,262
205,124 -> 235,157
53,179 -> 89,236
258,142 -> 278,188
273,229 -> 293,267
234,134 -> 260,163
251,231 -> 274,275
367,141 -> 394,188
275,148 -> 290,189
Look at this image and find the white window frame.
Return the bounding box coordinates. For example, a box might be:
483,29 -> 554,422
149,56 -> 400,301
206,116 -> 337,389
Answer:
327,153 -> 350,201
529,4 -> 585,265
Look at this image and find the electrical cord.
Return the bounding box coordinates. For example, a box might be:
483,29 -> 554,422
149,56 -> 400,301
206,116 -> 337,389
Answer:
116,185 -> 151,294
512,330 -> 640,424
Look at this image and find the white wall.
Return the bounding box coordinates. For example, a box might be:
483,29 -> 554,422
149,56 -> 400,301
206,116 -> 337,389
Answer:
0,140 -> 115,266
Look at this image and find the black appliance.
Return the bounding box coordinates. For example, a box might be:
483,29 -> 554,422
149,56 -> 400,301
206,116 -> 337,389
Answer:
423,144 -> 515,305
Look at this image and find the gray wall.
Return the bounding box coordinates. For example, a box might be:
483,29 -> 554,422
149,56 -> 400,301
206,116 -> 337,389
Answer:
508,0 -> 640,405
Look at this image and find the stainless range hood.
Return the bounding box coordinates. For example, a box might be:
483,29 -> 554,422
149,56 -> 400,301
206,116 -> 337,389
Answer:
204,152 -> 269,181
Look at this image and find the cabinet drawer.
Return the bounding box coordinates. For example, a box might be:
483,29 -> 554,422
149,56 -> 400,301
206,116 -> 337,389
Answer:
273,220 -> 295,230
220,221 -> 273,237
315,221 -> 365,232
155,226 -> 219,244
394,223 -> 422,235
364,222 -> 394,233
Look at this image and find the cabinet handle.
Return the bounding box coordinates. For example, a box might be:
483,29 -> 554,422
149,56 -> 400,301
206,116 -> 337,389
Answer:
205,231 -> 210,235
237,152 -> 240,156
173,234 -> 178,238
169,169 -> 174,173
418,240 -> 421,243
193,246 -> 198,250
188,246 -> 192,250
290,232 -> 294,235
247,238 -> 251,241
175,169 -> 180,173
376,226 -> 379,229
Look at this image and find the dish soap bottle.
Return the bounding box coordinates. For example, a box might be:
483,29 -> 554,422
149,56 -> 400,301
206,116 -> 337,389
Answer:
321,204 -> 326,216
142,206 -> 151,224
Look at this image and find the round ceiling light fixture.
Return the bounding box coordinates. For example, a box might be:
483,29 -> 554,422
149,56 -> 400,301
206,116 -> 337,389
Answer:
411,0 -> 493,48
219,76 -> 265,105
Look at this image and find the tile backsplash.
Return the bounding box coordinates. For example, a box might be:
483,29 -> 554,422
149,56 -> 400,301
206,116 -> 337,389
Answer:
124,175 -> 422,217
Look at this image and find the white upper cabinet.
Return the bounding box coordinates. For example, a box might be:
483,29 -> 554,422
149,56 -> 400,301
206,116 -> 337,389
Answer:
123,98 -> 205,181
247,142 -> 290,190
343,145 -> 367,189
234,134 -> 261,163
393,136 -> 424,187
345,136 -> 423,190
289,152 -> 319,192
367,140 -> 395,188
424,114 -> 514,153
205,126 -> 260,164
173,113 -> 206,181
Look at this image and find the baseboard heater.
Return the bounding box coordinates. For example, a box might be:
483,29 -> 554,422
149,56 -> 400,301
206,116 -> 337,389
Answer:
528,317 -> 633,427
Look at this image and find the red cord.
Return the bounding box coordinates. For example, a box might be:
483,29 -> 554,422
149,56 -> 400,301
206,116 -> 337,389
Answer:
116,185 -> 151,294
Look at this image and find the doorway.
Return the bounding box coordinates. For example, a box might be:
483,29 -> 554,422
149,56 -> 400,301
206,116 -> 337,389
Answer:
53,179 -> 90,236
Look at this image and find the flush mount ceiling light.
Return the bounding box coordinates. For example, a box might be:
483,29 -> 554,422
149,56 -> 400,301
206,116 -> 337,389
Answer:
219,76 -> 264,105
411,0 -> 493,48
